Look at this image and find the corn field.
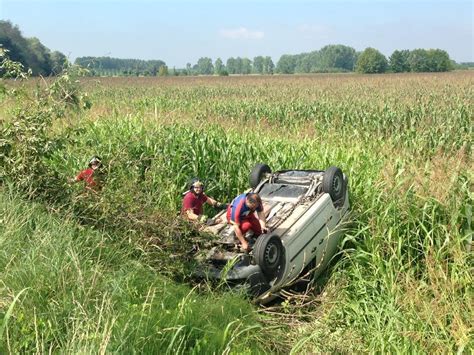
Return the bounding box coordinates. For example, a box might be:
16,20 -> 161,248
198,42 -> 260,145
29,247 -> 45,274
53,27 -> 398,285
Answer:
1,70 -> 472,353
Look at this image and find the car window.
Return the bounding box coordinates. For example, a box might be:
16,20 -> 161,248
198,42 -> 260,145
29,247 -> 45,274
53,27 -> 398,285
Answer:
259,183 -> 308,199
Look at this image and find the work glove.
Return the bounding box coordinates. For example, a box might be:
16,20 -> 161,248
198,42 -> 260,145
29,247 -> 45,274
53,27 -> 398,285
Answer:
199,214 -> 208,223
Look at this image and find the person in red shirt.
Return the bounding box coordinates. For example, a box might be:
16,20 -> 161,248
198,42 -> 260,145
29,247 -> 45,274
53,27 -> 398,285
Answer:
70,156 -> 103,192
181,178 -> 222,222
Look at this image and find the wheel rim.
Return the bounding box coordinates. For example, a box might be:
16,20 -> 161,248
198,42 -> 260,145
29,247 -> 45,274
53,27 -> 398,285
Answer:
333,175 -> 341,195
265,243 -> 279,265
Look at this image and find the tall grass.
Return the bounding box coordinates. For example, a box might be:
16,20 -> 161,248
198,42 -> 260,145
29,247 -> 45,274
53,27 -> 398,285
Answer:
0,187 -> 274,353
1,71 -> 472,352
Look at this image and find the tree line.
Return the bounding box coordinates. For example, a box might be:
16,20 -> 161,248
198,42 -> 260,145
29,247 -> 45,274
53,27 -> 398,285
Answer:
1,20 -> 470,77
74,57 -> 167,77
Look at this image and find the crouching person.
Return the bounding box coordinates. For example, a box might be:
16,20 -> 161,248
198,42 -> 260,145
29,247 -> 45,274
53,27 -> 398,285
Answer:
181,178 -> 223,223
70,156 -> 104,193
227,192 -> 268,252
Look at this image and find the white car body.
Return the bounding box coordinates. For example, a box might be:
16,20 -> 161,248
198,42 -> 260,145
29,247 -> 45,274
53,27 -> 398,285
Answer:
198,167 -> 350,304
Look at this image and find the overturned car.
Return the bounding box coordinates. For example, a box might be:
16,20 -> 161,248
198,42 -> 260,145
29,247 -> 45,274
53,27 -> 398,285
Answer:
196,164 -> 350,304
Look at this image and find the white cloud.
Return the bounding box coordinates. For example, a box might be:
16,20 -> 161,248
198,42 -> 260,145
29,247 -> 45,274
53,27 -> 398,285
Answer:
297,24 -> 332,39
219,27 -> 264,40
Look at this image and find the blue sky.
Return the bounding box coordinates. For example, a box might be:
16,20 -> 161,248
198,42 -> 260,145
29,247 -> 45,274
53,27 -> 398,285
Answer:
1,0 -> 472,67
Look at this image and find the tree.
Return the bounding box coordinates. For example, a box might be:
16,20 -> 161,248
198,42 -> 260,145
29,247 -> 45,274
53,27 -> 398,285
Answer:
389,49 -> 410,72
355,47 -> 388,73
253,56 -> 264,74
226,57 -> 236,74
276,54 -> 297,74
408,49 -> 431,72
214,57 -> 224,75
318,44 -> 357,71
50,51 -> 67,74
158,65 -> 168,76
263,56 -> 274,74
234,57 -> 243,74
196,57 -> 213,75
295,53 -> 312,73
0,20 -> 67,76
241,58 -> 252,74
426,49 -> 452,72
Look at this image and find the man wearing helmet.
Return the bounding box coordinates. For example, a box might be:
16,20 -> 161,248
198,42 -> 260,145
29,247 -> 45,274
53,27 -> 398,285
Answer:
181,178 -> 222,223
227,192 -> 268,252
70,156 -> 103,192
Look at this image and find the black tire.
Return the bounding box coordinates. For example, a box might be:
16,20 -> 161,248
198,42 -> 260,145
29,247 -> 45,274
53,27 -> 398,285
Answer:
253,234 -> 284,278
249,163 -> 271,188
322,166 -> 345,202
247,272 -> 270,297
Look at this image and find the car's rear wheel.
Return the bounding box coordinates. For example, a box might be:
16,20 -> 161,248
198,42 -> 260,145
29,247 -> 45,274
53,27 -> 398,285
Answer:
249,163 -> 271,189
253,234 -> 284,278
322,166 -> 345,202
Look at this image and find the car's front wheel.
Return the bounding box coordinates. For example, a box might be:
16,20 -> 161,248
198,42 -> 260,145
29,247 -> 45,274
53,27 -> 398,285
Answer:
253,234 -> 284,278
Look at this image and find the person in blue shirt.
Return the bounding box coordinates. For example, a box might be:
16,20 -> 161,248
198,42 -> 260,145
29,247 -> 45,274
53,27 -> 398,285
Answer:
226,192 -> 268,251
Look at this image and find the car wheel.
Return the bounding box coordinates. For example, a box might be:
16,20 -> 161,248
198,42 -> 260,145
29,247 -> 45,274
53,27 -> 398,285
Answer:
322,166 -> 345,202
249,163 -> 271,189
246,271 -> 270,297
253,234 -> 284,278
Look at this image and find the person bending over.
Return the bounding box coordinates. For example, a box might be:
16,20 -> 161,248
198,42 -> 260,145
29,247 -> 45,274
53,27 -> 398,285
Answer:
226,192 -> 268,251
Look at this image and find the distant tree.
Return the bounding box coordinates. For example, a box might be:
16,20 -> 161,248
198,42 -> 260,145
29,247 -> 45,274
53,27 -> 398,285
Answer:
226,57 -> 236,74
158,65 -> 168,76
389,49 -> 410,72
276,54 -> 297,74
407,49 -> 429,72
196,57 -> 213,75
50,51 -> 68,74
74,56 -> 166,77
355,47 -> 388,73
185,63 -> 192,75
263,56 -> 274,74
226,57 -> 245,74
253,56 -> 264,74
234,57 -> 243,74
241,58 -> 252,74
214,57 -> 224,75
27,37 -> 53,75
318,44 -> 357,71
295,52 -> 312,73
426,49 -> 453,72
0,20 -> 67,76
0,21 -> 31,71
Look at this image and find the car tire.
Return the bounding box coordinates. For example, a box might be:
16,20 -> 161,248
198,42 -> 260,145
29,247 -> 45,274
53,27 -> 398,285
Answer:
322,166 -> 345,202
247,271 -> 270,297
249,163 -> 271,189
253,234 -> 284,278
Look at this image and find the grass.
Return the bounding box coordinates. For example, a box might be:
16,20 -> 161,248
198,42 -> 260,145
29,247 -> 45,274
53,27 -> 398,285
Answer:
1,70 -> 472,353
0,187 -> 275,354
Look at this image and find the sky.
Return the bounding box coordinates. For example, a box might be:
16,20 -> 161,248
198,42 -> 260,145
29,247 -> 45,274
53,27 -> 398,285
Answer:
1,0 -> 472,67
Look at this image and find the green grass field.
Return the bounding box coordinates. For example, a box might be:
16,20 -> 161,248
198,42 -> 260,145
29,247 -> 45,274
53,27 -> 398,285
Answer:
1,69 -> 472,353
